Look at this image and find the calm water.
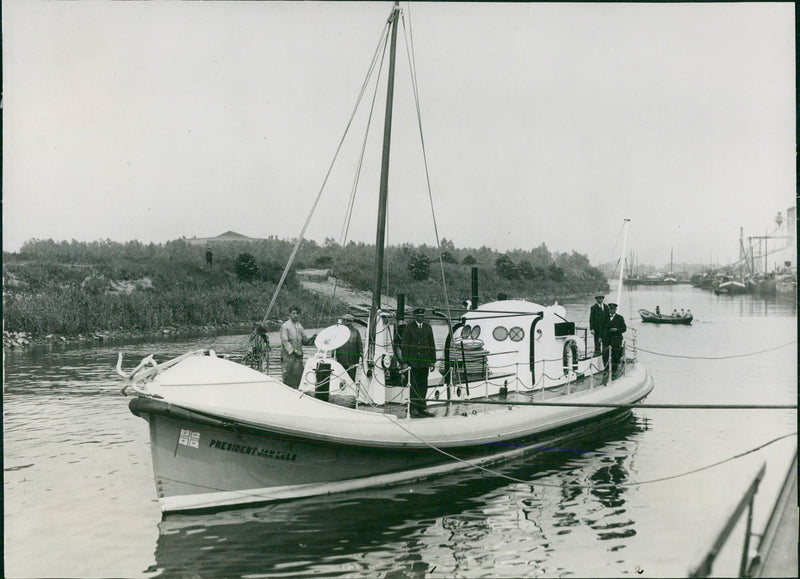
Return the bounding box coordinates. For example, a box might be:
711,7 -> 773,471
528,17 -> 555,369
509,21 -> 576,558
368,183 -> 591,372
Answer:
4,287 -> 797,578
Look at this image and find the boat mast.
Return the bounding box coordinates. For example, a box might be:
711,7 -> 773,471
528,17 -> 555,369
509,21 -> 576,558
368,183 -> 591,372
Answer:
616,219 -> 630,306
670,247 -> 673,274
368,1 -> 400,355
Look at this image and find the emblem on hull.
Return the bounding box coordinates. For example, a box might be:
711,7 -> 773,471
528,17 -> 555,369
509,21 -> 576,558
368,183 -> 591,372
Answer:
178,429 -> 200,449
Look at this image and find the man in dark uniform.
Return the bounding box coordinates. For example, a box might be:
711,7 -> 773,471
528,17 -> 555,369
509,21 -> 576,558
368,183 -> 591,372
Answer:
589,295 -> 609,356
401,307 -> 436,417
335,314 -> 363,381
602,303 -> 627,378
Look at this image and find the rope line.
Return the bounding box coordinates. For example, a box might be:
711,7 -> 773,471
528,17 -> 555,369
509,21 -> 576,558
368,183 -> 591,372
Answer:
606,432 -> 797,488
319,26 -> 391,328
637,340 -> 796,360
382,413 -> 797,490
401,8 -> 454,331
259,19 -> 392,327
453,400 -> 797,410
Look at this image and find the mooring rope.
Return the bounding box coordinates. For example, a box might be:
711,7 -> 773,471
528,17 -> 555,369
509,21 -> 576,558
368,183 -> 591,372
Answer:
453,399 -> 797,410
382,412 -> 797,490
637,340 -> 796,360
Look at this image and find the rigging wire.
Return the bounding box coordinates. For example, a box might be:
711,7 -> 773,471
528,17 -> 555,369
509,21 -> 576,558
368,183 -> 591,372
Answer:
402,5 -> 454,328
319,24 -> 392,327
258,18 -> 393,328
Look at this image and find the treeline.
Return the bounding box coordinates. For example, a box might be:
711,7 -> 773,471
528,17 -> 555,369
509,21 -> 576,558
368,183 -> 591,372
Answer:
3,237 -> 608,336
3,238 -> 319,336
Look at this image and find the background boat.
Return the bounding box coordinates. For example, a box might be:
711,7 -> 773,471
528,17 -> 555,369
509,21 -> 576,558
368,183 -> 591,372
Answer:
638,308 -> 693,325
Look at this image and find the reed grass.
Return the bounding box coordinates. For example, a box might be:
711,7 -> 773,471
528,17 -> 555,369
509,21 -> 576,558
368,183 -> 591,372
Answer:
3,238 -> 607,336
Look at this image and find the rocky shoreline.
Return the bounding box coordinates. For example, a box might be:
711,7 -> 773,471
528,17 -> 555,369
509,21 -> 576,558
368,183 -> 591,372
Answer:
2,323 -> 266,350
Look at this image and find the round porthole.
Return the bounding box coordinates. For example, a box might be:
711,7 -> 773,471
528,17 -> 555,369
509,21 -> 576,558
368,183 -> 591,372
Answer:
509,326 -> 524,342
460,325 -> 472,339
493,326 -> 508,341
470,325 -> 481,339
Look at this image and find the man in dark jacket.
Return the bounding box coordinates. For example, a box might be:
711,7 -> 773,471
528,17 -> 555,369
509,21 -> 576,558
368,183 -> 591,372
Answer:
589,295 -> 609,356
401,307 -> 437,417
602,303 -> 627,377
335,314 -> 363,381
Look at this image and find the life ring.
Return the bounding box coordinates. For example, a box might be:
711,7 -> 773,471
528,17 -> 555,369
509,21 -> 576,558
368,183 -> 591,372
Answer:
378,353 -> 395,371
562,340 -> 579,374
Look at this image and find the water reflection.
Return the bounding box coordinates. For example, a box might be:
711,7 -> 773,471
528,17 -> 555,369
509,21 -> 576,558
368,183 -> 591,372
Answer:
150,414 -> 643,577
4,287 -> 794,577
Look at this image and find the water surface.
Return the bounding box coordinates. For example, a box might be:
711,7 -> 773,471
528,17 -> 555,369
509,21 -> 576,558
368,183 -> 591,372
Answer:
4,287 -> 796,577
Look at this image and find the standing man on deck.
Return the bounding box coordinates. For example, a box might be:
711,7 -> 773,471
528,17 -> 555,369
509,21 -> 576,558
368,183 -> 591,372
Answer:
280,306 -> 316,388
401,307 -> 436,417
589,295 -> 609,356
336,314 -> 363,381
603,303 -> 627,377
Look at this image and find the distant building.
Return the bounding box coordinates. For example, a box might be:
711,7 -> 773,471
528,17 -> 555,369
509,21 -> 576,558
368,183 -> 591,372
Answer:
186,231 -> 264,246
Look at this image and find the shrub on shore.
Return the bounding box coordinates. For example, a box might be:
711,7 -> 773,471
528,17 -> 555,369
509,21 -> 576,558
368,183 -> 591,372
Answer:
3,237 -> 608,337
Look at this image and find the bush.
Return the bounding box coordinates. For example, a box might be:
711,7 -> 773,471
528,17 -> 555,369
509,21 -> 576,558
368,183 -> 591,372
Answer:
407,253 -> 431,281
495,254 -> 519,280
440,251 -> 458,264
235,253 -> 259,281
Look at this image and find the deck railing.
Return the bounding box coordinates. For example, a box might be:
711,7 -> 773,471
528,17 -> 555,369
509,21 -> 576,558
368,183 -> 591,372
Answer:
688,462 -> 766,578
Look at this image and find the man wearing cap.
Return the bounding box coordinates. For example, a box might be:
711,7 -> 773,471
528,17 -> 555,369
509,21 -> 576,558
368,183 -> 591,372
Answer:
401,307 -> 437,417
589,295 -> 609,356
336,314 -> 363,381
602,303 -> 627,377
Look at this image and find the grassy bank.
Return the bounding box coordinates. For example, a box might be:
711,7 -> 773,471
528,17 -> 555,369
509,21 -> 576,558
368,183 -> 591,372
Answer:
3,237 -> 608,340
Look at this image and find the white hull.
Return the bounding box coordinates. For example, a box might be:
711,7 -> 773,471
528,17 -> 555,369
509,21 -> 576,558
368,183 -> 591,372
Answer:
126,352 -> 653,512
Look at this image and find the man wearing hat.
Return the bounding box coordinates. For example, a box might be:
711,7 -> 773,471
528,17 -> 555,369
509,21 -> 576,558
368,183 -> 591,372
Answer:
335,314 -> 363,381
602,303 -> 627,377
401,307 -> 437,417
589,295 -> 609,356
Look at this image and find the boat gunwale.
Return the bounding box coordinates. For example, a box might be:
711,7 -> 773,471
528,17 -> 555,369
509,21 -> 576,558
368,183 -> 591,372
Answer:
129,362 -> 654,450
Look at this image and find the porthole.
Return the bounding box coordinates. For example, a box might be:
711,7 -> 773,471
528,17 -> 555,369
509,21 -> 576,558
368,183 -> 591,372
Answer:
509,326 -> 524,342
460,325 -> 472,339
493,326 -> 509,341
470,325 -> 482,339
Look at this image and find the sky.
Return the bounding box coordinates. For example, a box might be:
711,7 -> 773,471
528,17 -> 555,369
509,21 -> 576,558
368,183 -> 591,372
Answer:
3,1 -> 796,268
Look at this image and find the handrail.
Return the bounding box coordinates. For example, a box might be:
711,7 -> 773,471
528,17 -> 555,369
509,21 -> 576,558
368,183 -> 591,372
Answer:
747,447 -> 798,577
688,461 -> 766,578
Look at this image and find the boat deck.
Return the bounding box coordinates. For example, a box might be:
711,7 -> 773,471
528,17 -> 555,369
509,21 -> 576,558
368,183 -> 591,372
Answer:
328,369 -> 618,419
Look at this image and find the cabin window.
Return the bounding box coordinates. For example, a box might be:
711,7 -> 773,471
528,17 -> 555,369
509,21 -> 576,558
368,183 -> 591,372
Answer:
470,325 -> 482,339
509,326 -> 524,342
460,325 -> 472,339
493,326 -> 509,341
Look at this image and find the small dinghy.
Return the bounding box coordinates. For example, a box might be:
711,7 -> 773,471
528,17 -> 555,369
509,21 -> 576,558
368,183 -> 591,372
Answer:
639,309 -> 693,325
